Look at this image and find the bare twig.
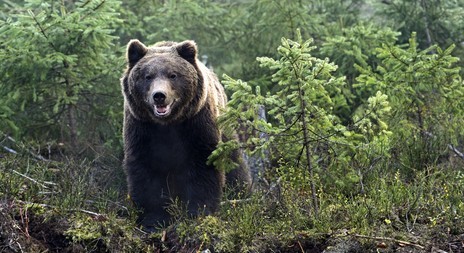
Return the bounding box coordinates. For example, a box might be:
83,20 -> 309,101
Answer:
16,241 -> 24,253
72,208 -> 103,218
2,134 -> 50,162
423,131 -> 464,160
19,206 -> 30,238
2,145 -> 18,154
447,144 -> 464,160
297,240 -> 305,253
220,198 -> 252,206
134,226 -> 149,235
18,201 -> 106,219
352,233 -> 425,250
12,170 -> 51,189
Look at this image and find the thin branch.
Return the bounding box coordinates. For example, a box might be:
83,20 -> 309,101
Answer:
28,9 -> 57,51
297,240 -> 305,253
388,46 -> 410,67
448,144 -> 464,160
134,226 -> 149,235
295,144 -> 306,168
220,198 -> 252,206
80,0 -> 106,21
18,201 -> 105,219
2,145 -> 18,154
352,233 -> 425,250
423,131 -> 464,160
2,134 -> 49,162
12,170 -> 51,189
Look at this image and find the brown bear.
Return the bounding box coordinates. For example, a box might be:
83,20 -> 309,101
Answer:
121,39 -> 251,231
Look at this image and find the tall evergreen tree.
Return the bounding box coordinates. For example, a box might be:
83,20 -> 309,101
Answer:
356,33 -> 464,172
0,0 -> 122,153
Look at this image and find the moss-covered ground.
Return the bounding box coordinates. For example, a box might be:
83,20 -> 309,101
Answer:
0,137 -> 463,253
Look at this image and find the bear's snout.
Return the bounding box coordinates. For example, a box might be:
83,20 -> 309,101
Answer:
152,92 -> 166,105
148,84 -> 177,118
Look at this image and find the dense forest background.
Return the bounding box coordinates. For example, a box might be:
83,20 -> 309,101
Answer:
1,0 -> 463,252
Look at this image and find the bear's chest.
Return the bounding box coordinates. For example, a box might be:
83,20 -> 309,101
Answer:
125,112 -> 219,175
147,125 -> 192,172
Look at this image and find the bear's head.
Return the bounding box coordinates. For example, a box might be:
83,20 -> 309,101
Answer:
122,39 -> 207,124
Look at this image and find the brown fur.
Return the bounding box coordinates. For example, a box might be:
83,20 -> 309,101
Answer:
121,39 -> 250,231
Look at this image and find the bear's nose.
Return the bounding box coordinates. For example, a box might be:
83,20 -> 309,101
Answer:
152,92 -> 166,104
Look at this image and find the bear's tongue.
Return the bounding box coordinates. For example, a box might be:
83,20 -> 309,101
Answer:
154,104 -> 169,116
156,105 -> 167,114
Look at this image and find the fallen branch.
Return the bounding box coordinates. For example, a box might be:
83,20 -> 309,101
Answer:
352,233 -> 425,250
447,144 -> 464,160
2,144 -> 18,154
17,200 -> 106,220
1,134 -> 50,162
220,198 -> 252,206
423,131 -> 464,160
12,170 -> 51,189
134,226 -> 149,235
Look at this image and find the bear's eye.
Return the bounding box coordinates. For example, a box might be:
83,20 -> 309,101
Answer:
169,73 -> 177,79
145,75 -> 153,80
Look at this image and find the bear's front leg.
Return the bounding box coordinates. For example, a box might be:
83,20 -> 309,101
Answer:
184,165 -> 223,217
126,162 -> 171,231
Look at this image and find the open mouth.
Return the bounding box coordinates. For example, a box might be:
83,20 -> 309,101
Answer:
153,102 -> 174,117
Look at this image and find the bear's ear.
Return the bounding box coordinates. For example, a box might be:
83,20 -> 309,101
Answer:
176,40 -> 197,64
127,39 -> 148,68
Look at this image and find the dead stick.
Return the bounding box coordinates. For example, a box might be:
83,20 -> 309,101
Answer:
12,170 -> 49,189
4,135 -> 49,162
352,233 -> 425,250
220,198 -> 252,206
18,201 -> 105,219
448,144 -> 464,160
423,131 -> 464,160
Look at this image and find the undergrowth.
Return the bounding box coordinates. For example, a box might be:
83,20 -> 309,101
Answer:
0,135 -> 462,252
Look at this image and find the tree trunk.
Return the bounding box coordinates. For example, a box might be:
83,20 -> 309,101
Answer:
246,105 -> 270,183
420,0 -> 435,52
298,86 -> 319,216
67,103 -> 78,150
